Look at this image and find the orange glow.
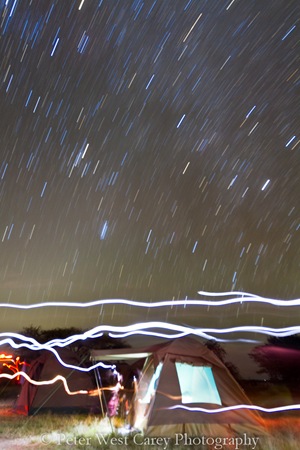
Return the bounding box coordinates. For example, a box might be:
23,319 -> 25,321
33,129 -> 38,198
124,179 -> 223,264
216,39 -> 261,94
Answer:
0,354 -> 29,381
0,353 -> 13,360
137,390 -> 182,402
88,381 -> 124,396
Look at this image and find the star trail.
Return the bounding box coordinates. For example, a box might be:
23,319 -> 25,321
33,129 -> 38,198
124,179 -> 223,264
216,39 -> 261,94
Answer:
0,0 -> 299,333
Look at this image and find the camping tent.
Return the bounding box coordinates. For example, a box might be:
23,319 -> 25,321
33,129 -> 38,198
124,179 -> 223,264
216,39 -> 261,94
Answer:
15,349 -> 100,415
91,337 -> 265,437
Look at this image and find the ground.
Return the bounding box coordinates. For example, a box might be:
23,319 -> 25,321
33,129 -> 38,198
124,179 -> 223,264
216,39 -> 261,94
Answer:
0,384 -> 300,449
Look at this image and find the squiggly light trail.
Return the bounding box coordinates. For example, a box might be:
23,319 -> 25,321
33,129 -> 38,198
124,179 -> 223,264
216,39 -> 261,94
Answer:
107,330 -> 260,344
0,372 -> 124,397
3,372 -> 299,415
0,290 -> 297,373
0,371 -> 88,395
2,322 -> 300,373
168,403 -> 300,414
3,322 -> 300,351
0,291 -> 299,309
1,292 -> 299,415
0,338 -> 115,372
2,374 -> 298,415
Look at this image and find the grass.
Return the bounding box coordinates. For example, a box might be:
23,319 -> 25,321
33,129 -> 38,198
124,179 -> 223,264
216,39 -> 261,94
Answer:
0,412 -> 299,449
0,383 -> 300,449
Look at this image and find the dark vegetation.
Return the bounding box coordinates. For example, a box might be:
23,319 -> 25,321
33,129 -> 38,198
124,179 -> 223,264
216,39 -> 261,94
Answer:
14,326 -> 128,365
250,335 -> 300,401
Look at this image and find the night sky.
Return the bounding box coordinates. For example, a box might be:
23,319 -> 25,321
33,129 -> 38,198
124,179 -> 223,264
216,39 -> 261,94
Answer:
0,0 -> 299,334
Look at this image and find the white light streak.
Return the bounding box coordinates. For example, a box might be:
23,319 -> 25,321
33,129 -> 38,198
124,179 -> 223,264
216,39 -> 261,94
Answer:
282,25 -> 296,41
183,13 -> 202,42
286,135 -> 296,147
100,221 -> 108,240
182,161 -> 190,174
109,331 -> 190,339
0,337 -> 114,372
242,187 -> 249,198
177,114 -> 186,128
40,181 -> 47,197
246,105 -> 256,118
248,121 -> 259,135
108,331 -> 259,344
78,0 -> 85,10
6,74 -> 13,92
51,37 -> 59,57
2,322 -> 300,353
1,291 -> 300,310
29,224 -> 35,240
2,226 -> 8,242
220,55 -> 231,70
228,175 -> 238,189
226,0 -> 237,11
145,74 -> 155,90
9,0 -> 17,17
82,143 -> 89,159
192,241 -> 198,253
168,403 -> 300,414
33,96 -> 41,113
261,179 -> 270,191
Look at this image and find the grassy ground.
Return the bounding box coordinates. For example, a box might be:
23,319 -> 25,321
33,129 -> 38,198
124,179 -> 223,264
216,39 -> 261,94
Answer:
0,410 -> 299,449
0,383 -> 300,449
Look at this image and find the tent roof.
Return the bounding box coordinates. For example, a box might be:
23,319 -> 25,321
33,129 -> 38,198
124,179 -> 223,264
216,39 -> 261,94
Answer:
90,350 -> 152,361
90,337 -> 222,366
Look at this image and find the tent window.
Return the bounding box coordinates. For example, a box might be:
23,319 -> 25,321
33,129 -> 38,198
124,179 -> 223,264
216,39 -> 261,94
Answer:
141,362 -> 163,404
175,363 -> 222,405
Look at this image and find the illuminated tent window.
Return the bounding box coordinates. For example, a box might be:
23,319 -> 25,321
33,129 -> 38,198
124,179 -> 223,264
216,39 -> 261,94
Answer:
142,362 -> 163,404
175,363 -> 222,405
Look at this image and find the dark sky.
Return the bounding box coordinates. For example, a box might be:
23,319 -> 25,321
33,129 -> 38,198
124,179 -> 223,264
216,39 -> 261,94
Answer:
0,0 -> 299,334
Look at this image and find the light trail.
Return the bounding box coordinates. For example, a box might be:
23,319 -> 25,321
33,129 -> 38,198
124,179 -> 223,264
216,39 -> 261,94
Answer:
0,338 -> 115,372
3,322 -> 300,348
0,291 -> 299,309
183,13 -> 202,42
0,371 -> 88,395
0,372 -> 124,397
198,290 -> 300,306
107,331 -> 260,344
2,322 -> 300,357
4,371 -> 300,416
168,403 -> 300,414
89,382 -> 124,396
109,330 -> 190,339
0,290 -> 298,417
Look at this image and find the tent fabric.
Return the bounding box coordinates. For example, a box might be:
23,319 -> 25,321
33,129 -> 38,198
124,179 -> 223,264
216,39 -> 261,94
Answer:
15,349 -> 100,415
138,339 -> 265,436
91,337 -> 265,437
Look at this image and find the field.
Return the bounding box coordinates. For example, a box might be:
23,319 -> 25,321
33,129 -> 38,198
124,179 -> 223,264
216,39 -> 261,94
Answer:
0,385 -> 300,449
